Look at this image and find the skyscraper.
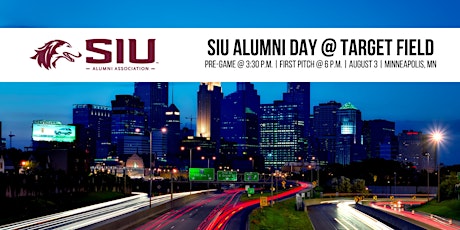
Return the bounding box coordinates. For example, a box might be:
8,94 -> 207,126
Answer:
259,82 -> 309,170
260,101 -> 303,170
336,102 -> 364,165
111,95 -> 148,156
363,119 -> 398,160
397,130 -> 434,170
283,82 -> 310,137
221,82 -> 260,157
282,82 -> 311,159
133,82 -> 169,130
73,104 -> 112,160
165,103 -> 181,163
312,101 -> 342,164
196,82 -> 223,143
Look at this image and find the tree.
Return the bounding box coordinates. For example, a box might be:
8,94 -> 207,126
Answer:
332,176 -> 352,193
440,171 -> 460,200
352,179 -> 368,195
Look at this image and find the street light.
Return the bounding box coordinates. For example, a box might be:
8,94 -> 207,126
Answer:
270,168 -> 274,207
201,155 -> 215,189
394,172 -> 397,196
137,127 -> 167,208
312,156 -> 319,187
249,157 -> 254,171
170,168 -> 177,206
149,130 -> 152,208
425,152 -> 430,197
201,155 -> 216,168
181,146 -> 201,194
432,131 -> 443,202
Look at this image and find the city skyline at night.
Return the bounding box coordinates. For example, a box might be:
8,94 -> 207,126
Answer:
0,82 -> 458,165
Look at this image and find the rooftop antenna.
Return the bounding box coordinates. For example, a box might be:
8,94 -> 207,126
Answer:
8,131 -> 15,149
171,83 -> 174,104
185,115 -> 196,130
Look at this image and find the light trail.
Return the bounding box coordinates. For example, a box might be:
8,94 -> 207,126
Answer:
0,190 -> 214,230
208,181 -> 310,230
337,201 -> 393,230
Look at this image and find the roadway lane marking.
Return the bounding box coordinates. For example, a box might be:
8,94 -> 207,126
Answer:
341,219 -> 358,230
181,219 -> 184,222
170,226 -> 175,229
335,218 -> 350,230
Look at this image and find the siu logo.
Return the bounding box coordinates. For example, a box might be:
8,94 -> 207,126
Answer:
86,39 -> 156,64
31,40 -> 82,70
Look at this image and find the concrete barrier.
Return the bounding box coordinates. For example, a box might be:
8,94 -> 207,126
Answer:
354,204 -> 424,230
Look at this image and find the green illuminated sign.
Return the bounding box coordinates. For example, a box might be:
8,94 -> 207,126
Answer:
189,168 -> 215,181
244,172 -> 259,182
217,171 -> 237,181
248,188 -> 255,194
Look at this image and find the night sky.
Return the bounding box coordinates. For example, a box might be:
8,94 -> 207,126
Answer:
0,82 -> 458,164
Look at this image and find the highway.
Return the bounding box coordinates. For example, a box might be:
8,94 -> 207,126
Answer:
308,201 -> 393,230
0,190 -> 212,230
215,181 -> 310,230
136,181 -> 310,230
136,188 -> 244,230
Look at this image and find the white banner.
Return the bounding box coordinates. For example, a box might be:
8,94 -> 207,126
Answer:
0,28 -> 457,82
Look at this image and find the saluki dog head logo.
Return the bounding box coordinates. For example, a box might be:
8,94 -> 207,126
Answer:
31,40 -> 82,70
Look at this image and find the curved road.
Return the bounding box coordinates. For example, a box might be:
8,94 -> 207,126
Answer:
308,201 -> 393,230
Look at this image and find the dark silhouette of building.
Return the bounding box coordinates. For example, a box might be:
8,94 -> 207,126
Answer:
283,82 -> 311,138
181,127 -> 194,138
336,102 -> 365,165
221,82 -> 260,157
73,104 -> 112,162
363,119 -> 398,160
197,82 -> 223,145
111,95 -> 148,156
397,130 -> 435,170
134,82 -> 169,130
165,104 -> 181,164
312,101 -> 342,165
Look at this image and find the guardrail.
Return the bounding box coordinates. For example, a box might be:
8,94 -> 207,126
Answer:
430,213 -> 453,225
322,193 -> 435,199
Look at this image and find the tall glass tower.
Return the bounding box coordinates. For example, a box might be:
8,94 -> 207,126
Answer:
134,82 -> 169,130
221,82 -> 260,157
260,101 -> 303,170
312,101 -> 342,164
259,82 -> 309,170
111,95 -> 148,156
363,119 -> 398,160
73,104 -> 112,160
336,102 -> 364,165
